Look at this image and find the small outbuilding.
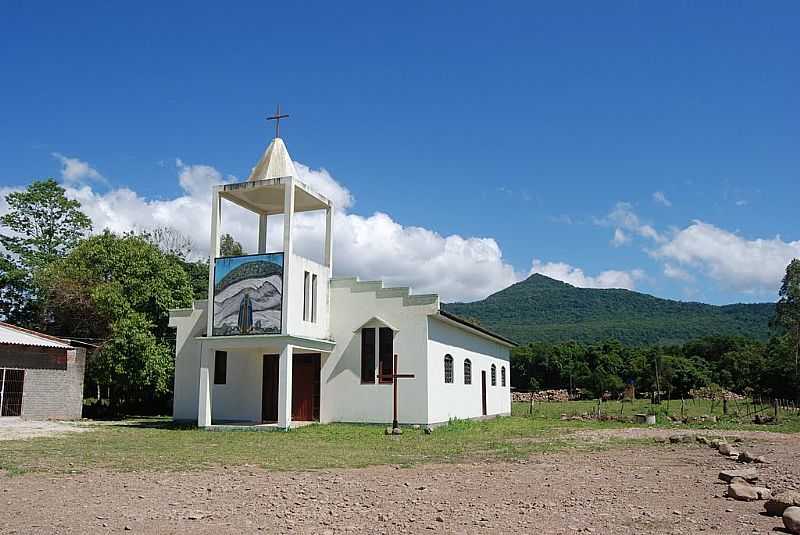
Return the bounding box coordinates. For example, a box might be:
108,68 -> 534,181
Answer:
0,322 -> 86,419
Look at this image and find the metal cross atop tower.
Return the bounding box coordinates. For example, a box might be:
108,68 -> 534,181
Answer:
267,104 -> 289,139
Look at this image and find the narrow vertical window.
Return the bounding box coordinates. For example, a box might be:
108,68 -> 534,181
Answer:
361,328 -> 375,383
491,364 -> 497,386
444,354 -> 454,383
378,327 -> 393,384
463,359 -> 472,385
501,366 -> 506,387
311,273 -> 318,323
214,351 -> 227,385
303,271 -> 311,321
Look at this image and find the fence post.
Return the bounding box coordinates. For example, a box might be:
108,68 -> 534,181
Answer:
723,398 -> 728,415
774,399 -> 779,422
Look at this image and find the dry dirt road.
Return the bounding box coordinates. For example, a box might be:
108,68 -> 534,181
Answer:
1,429 -> 798,534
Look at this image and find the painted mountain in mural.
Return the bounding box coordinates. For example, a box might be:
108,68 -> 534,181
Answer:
213,256 -> 283,336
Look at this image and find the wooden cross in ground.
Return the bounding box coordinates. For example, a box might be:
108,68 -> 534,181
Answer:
378,354 -> 415,429
266,104 -> 289,138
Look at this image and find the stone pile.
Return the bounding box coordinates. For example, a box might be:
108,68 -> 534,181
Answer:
689,434 -> 800,534
512,389 -> 572,402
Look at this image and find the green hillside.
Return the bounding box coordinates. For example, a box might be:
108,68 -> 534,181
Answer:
443,274 -> 776,346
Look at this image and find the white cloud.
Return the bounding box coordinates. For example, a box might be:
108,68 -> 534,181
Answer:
653,221 -> 800,293
1,155 -> 523,302
611,228 -> 631,247
652,191 -> 672,207
735,200 -> 748,207
52,153 -> 106,185
529,260 -> 644,290
598,202 -> 665,244
663,263 -> 694,282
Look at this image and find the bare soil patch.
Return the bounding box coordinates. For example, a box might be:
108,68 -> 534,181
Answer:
1,431 -> 798,534
0,418 -> 89,441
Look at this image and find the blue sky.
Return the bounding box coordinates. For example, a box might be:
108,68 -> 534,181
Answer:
1,2 -> 798,304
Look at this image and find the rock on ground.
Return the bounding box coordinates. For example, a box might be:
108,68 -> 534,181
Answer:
784,506 -> 800,534
719,469 -> 758,483
765,490 -> 800,516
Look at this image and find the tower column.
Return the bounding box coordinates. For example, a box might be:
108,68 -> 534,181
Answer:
278,343 -> 294,429
324,204 -> 333,273
198,345 -> 214,427
258,213 -> 269,253
281,179 -> 295,335
206,187 -> 221,338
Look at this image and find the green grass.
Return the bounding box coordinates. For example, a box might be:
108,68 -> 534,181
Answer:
3,400 -> 797,476
512,399 -> 800,433
0,416 -> 643,476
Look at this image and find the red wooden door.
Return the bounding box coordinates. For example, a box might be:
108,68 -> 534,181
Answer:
262,355 -> 279,422
292,354 -> 320,421
481,370 -> 487,416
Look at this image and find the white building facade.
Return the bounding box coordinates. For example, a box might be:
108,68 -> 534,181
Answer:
170,133 -> 514,428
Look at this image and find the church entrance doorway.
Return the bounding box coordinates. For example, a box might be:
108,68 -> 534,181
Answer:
292,353 -> 320,421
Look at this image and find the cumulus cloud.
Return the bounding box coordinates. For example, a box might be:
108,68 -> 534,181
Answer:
597,202 -> 665,244
1,154 -> 525,302
652,191 -> 672,207
653,221 -> 800,293
52,153 -> 106,185
663,263 -> 694,282
611,228 -> 631,247
529,260 -> 644,290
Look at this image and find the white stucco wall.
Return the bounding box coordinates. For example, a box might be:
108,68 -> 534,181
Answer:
170,301 -> 207,422
426,317 -> 511,424
211,349 -> 263,422
322,281 -> 435,424
286,254 -> 330,340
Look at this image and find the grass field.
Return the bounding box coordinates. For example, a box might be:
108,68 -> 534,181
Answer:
2,399 -> 798,476
0,416 -> 635,476
511,398 -> 800,432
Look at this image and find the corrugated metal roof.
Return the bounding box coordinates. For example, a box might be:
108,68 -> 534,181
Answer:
0,322 -> 72,349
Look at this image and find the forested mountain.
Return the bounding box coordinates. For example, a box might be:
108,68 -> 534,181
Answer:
444,274 -> 775,346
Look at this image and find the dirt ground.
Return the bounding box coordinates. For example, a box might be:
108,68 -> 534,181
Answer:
1,429 -> 798,534
0,418 -> 88,441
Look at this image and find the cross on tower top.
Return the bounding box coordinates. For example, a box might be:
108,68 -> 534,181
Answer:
266,104 -> 289,139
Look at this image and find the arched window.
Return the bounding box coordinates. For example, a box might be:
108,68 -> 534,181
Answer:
501,366 -> 506,387
464,359 -> 472,385
444,354 -> 454,383
491,364 -> 497,386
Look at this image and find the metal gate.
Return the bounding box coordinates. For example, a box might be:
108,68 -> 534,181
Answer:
0,368 -> 25,416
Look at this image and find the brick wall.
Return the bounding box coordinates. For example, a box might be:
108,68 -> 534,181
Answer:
0,345 -> 86,420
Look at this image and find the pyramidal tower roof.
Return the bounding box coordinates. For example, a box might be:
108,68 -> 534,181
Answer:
247,137 -> 298,182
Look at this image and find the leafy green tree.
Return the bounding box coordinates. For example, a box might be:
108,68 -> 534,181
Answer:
659,355 -> 710,398
220,233 -> 244,256
42,231 -> 193,411
0,179 -> 91,325
775,258 -> 800,401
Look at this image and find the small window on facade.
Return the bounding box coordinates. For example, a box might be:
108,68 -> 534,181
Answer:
501,366 -> 506,387
464,359 -> 472,385
214,351 -> 227,385
491,364 -> 497,386
444,354 -> 454,383
311,273 -> 318,323
303,271 -> 311,321
361,328 -> 376,383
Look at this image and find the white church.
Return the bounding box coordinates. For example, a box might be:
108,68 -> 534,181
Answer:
169,122 -> 514,428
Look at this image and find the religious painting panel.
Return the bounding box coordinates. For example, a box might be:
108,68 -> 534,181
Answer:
212,253 -> 284,336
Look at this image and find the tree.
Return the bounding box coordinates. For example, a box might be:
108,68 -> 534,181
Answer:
42,231 -> 193,412
220,233 -> 244,256
0,179 -> 91,325
776,258 -> 800,401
